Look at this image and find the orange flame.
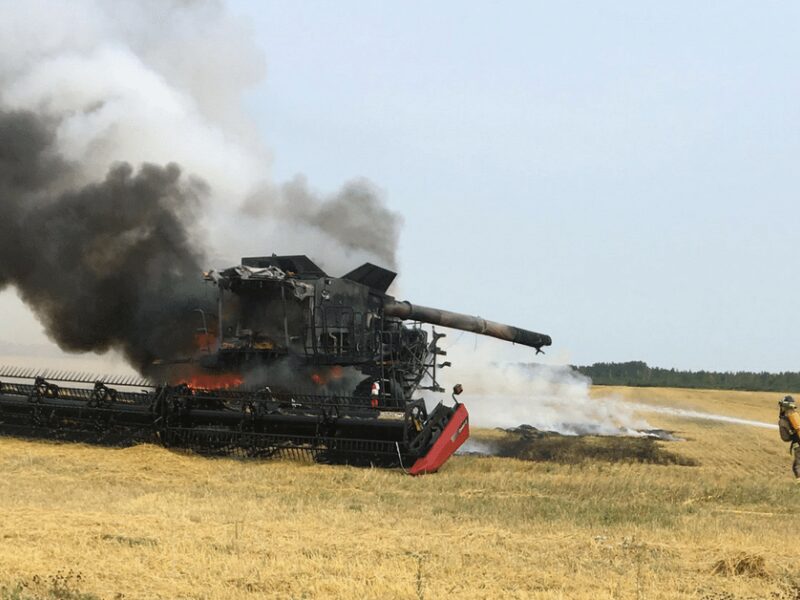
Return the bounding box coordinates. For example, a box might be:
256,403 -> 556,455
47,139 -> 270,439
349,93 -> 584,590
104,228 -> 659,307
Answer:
310,366 -> 345,386
186,372 -> 243,390
194,332 -> 217,352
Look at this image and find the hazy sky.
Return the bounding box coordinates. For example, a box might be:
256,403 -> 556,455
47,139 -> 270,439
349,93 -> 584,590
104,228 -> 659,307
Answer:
1,1 -> 797,374
223,0 -> 798,372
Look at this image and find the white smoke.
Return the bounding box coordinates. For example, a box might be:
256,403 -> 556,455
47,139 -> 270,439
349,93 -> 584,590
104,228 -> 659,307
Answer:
0,0 -> 400,274
437,340 -> 654,436
0,0 -> 267,199
438,337 -> 776,436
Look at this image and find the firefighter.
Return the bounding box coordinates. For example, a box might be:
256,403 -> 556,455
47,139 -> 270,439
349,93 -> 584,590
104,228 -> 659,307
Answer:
778,395 -> 800,479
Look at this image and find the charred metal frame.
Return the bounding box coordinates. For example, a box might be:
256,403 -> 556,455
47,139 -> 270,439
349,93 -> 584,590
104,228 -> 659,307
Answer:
198,256 -> 550,405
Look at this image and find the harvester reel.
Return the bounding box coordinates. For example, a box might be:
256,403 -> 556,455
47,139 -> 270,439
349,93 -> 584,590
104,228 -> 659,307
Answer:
28,377 -> 59,403
88,382 -> 117,408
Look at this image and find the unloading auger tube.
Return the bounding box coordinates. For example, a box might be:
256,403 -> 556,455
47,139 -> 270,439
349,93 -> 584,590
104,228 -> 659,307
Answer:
383,300 -> 552,353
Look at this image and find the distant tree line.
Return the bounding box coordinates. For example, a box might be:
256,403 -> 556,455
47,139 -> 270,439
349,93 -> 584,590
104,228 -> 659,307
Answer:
572,361 -> 800,392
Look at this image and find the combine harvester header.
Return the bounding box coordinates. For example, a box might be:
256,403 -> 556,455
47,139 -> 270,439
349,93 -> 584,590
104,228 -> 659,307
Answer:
0,255 -> 551,474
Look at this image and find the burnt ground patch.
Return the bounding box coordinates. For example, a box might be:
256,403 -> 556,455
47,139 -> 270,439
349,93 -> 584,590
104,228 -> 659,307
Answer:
490,427 -> 698,466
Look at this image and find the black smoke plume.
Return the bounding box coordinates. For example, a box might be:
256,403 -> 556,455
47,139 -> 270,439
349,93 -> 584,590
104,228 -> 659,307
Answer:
0,110 -> 211,373
241,175 -> 402,270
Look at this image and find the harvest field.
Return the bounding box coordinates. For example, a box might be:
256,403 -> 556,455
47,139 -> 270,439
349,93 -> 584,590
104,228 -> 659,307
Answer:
0,386 -> 797,599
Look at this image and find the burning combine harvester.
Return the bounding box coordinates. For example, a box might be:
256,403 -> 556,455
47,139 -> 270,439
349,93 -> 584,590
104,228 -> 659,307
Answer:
0,255 -> 551,474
